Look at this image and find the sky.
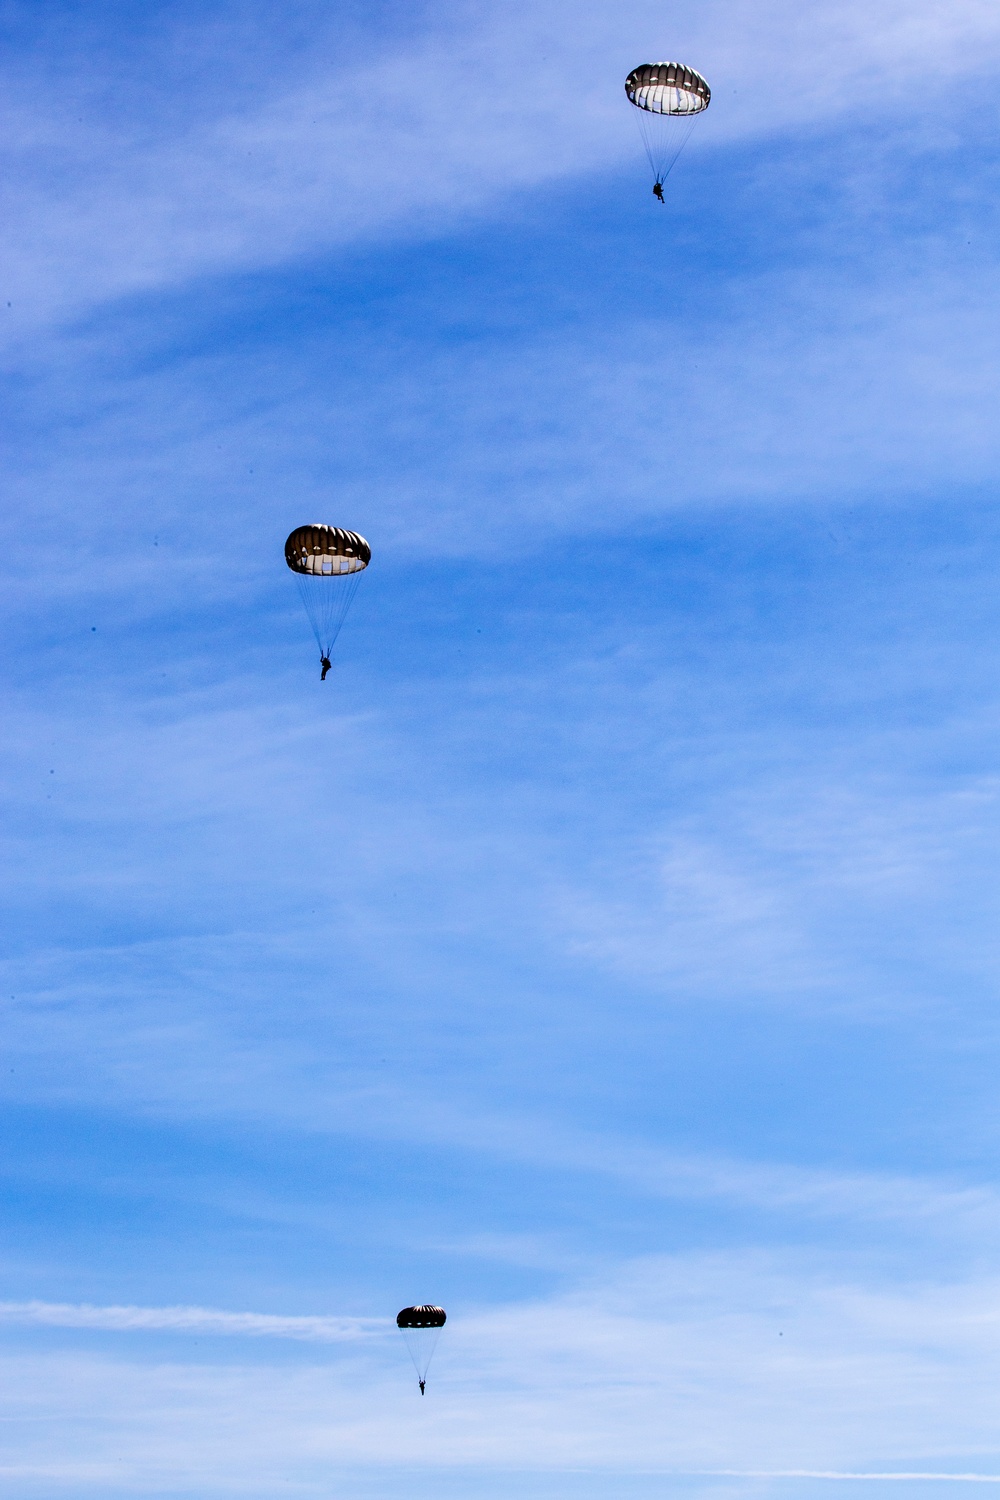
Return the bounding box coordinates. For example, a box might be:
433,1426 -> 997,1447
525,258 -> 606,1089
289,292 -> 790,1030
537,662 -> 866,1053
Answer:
4,0 -> 1000,1495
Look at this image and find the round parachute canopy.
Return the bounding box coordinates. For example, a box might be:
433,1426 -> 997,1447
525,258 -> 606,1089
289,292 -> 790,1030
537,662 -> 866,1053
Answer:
624,62 -> 710,190
285,525 -> 371,576
397,1306 -> 447,1329
284,524 -> 371,661
625,62 -> 710,116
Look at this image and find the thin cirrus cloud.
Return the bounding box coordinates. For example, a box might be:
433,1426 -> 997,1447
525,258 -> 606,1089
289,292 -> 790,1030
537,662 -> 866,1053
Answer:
547,773 -> 1000,1005
6,6 -> 1000,1495
0,1299 -> 384,1341
8,240 -> 1000,596
2,0 -> 1000,340
5,942 -> 1000,1252
702,1475 -> 1000,1484
5,1253 -> 1000,1493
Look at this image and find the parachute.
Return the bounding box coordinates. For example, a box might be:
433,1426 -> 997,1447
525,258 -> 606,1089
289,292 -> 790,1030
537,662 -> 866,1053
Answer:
284,525 -> 370,667
397,1305 -> 446,1391
624,62 -> 710,192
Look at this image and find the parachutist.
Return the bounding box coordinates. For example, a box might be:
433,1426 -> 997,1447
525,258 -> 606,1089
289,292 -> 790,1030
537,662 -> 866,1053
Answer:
626,64 -> 710,201
419,1380 -> 425,1395
320,656 -> 332,680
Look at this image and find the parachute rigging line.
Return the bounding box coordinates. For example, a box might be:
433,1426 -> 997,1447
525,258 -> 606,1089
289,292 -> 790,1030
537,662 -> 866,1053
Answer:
635,110 -> 698,185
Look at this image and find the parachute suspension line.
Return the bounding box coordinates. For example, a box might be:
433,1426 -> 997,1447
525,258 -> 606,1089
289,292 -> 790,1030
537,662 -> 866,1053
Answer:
661,114 -> 697,183
401,1326 -> 442,1383
294,573 -> 324,654
635,109 -> 660,181
293,567 -> 364,658
633,109 -> 698,188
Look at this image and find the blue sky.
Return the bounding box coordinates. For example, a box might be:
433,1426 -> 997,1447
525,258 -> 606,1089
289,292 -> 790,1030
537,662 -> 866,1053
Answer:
5,0 -> 1000,1495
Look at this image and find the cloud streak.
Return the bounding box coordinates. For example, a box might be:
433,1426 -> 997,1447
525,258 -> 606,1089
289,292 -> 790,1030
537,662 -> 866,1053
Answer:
4,0 -> 1000,339
0,1299 -> 387,1342
7,1254 -> 1000,1493
699,1474 -> 1000,1485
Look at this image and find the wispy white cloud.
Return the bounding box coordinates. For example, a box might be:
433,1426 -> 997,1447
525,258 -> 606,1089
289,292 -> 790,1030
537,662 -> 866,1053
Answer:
9,244 -> 1000,607
3,0 -> 1000,338
4,950 -> 998,1243
5,1253 -> 1000,1492
548,770 -> 1000,1006
0,1299 -> 386,1341
4,10 -> 1000,1500
4,550 -> 1000,1266
699,1474 -> 1000,1484
418,1114 -> 1000,1235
